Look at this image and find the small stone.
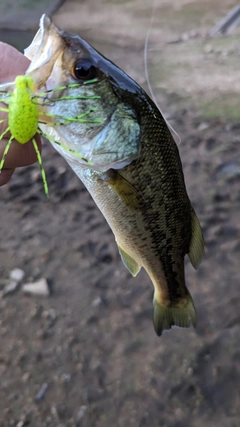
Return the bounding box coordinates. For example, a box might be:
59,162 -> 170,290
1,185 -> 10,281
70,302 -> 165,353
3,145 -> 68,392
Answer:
189,30 -> 198,38
58,166 -> 67,175
197,122 -> 209,131
51,406 -> 58,419
175,407 -> 183,417
91,297 -> 102,307
166,36 -> 181,44
61,373 -> 71,383
35,383 -> 48,401
181,32 -> 190,41
22,372 -> 30,383
48,308 -> 57,320
31,169 -> 41,182
3,281 -> 19,296
22,278 -> 50,296
9,268 -> 25,282
42,308 -> 57,325
204,44 -> 213,53
220,163 -> 240,178
76,406 -> 87,422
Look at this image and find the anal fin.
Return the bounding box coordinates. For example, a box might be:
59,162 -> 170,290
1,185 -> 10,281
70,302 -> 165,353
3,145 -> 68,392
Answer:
117,243 -> 141,277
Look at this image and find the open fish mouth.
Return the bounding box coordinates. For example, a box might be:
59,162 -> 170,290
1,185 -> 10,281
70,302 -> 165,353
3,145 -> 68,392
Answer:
0,14 -> 141,173
25,15 -> 68,93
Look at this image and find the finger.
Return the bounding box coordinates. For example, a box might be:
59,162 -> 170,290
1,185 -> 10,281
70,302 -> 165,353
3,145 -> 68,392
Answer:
0,43 -> 30,130
0,44 -> 42,186
0,168 -> 15,186
0,42 -> 30,81
0,137 -> 42,169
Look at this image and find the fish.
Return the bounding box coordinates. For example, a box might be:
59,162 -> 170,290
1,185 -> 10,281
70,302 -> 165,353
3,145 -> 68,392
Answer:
1,15 -> 204,336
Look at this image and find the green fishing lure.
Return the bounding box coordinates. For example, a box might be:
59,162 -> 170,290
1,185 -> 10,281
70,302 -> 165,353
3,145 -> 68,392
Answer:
0,75 -> 101,196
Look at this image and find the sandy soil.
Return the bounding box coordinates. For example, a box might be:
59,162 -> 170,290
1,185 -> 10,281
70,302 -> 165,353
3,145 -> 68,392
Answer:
0,1 -> 240,426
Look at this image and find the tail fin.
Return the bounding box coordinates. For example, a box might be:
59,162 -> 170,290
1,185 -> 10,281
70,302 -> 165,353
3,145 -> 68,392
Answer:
153,292 -> 196,336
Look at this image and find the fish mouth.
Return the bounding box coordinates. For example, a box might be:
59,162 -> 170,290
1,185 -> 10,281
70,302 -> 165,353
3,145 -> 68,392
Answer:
24,15 -> 141,172
24,15 -> 65,91
0,15 -> 141,173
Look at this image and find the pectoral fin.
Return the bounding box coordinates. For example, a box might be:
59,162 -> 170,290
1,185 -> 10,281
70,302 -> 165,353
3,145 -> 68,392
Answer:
117,243 -> 141,277
104,169 -> 140,210
188,207 -> 204,269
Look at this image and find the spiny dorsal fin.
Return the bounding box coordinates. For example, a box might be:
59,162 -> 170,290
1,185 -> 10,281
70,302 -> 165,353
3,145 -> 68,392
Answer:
117,243 -> 141,277
188,207 -> 204,269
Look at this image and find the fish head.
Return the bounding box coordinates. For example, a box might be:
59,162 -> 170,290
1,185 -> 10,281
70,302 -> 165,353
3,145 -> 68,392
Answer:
24,15 -> 142,172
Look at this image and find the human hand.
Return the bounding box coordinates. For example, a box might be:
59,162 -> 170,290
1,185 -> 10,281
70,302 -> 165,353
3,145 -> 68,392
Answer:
0,42 -> 42,186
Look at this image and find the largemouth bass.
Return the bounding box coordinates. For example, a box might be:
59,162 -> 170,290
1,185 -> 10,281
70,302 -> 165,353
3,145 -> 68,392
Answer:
0,15 -> 204,336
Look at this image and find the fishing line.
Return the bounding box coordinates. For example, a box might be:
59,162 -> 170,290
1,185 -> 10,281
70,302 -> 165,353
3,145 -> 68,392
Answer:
144,0 -> 181,144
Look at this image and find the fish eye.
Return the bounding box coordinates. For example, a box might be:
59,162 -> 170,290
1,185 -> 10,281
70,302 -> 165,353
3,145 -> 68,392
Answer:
73,58 -> 97,81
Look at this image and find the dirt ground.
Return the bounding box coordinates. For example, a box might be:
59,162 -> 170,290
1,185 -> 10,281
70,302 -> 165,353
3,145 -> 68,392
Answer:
1,0 -> 240,426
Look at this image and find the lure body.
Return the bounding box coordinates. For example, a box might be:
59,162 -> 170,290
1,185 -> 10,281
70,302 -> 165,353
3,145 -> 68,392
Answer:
0,75 -> 48,195
8,75 -> 39,144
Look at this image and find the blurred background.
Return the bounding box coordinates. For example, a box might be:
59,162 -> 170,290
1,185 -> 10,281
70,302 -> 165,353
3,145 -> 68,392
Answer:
0,0 -> 240,426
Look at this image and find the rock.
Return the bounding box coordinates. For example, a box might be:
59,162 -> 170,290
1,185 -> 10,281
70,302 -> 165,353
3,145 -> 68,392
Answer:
204,44 -> 213,53
76,406 -> 87,422
219,163 -> 240,179
42,308 -> 57,321
9,268 -> 25,282
61,373 -> 71,383
91,297 -> 102,307
35,383 -> 49,401
3,281 -> 19,296
197,122 -> 210,131
22,278 -> 50,296
181,32 -> 190,41
22,372 -> 30,383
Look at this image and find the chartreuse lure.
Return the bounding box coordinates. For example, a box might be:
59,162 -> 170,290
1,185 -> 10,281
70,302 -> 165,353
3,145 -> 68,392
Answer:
0,75 -> 101,196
